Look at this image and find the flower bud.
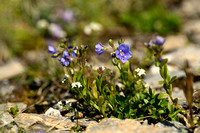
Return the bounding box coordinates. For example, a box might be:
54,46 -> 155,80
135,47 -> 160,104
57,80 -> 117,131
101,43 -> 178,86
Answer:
109,39 -> 114,47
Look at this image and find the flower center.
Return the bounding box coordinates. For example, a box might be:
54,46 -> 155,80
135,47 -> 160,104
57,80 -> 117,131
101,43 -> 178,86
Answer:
120,50 -> 125,56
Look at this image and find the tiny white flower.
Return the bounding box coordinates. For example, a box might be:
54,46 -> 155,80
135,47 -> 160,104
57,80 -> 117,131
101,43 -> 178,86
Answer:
37,19 -> 49,29
61,80 -> 65,83
65,74 -> 70,78
71,83 -> 77,88
77,82 -> 82,88
135,68 -> 146,76
71,82 -> 82,88
83,22 -> 103,35
144,83 -> 149,88
101,66 -> 105,70
84,26 -> 92,35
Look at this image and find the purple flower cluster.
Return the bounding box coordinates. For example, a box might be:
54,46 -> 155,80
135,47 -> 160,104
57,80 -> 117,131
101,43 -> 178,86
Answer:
95,42 -> 132,63
154,36 -> 165,45
146,36 -> 165,47
115,43 -> 132,63
58,51 -> 71,66
48,45 -> 76,67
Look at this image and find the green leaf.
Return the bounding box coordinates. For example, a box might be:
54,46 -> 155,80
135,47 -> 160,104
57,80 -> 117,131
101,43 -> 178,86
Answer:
158,110 -> 165,114
144,99 -> 149,104
167,103 -> 174,114
118,113 -> 123,119
155,61 -> 160,67
98,96 -> 104,105
158,80 -> 164,84
158,93 -> 168,99
108,103 -> 114,110
173,98 -> 178,105
82,88 -> 87,96
169,109 -> 182,118
94,104 -> 100,112
101,102 -> 107,117
92,86 -> 99,99
170,76 -> 177,82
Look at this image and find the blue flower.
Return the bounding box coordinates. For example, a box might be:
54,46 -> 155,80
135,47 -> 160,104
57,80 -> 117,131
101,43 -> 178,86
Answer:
146,40 -> 154,47
63,50 -> 69,58
58,57 -> 71,66
115,43 -> 132,63
59,51 -> 71,66
68,44 -> 73,49
48,46 -> 57,54
36,130 -> 44,133
158,58 -> 163,62
71,52 -> 76,57
154,36 -> 165,45
95,42 -> 104,55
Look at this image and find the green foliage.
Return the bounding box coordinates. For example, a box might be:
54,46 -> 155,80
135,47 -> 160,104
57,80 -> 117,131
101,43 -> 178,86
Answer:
9,105 -> 19,117
0,0 -> 181,59
119,2 -> 181,35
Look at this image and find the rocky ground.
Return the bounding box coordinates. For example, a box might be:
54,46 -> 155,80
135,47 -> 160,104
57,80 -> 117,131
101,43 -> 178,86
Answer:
1,0 -> 200,132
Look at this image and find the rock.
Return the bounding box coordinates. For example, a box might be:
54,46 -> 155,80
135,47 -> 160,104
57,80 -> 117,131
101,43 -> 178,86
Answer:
14,113 -> 74,130
145,65 -> 185,88
183,20 -> 200,43
0,60 -> 24,81
0,112 -> 14,127
14,113 -> 96,132
172,87 -> 187,105
164,34 -> 188,51
0,102 -> 27,114
163,46 -> 200,70
194,127 -> 200,133
181,0 -> 200,19
156,121 -> 189,133
85,118 -> 181,133
45,107 -> 62,117
0,80 -> 15,96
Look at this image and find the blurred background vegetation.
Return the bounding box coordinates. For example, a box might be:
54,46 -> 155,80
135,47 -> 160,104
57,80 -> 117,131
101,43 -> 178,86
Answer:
0,0 -> 181,59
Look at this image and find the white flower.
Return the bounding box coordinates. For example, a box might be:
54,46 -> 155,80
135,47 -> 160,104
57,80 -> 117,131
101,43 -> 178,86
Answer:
144,83 -> 149,88
84,22 -> 103,35
37,19 -> 49,29
71,82 -> 82,88
135,68 -> 146,76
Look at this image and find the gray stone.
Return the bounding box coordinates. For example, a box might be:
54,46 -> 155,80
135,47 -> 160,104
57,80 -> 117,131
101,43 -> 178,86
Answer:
183,20 -> 200,43
0,80 -> 15,97
163,46 -> 200,70
144,65 -> 185,88
163,34 -> 188,51
0,60 -> 24,81
45,107 -> 62,118
156,121 -> 189,133
85,118 -> 181,133
181,0 -> 200,19
0,112 -> 14,127
0,102 -> 27,114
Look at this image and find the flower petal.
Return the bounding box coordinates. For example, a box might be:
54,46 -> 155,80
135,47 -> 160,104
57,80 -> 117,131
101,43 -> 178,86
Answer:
118,43 -> 130,53
48,46 -> 57,54
63,51 -> 69,58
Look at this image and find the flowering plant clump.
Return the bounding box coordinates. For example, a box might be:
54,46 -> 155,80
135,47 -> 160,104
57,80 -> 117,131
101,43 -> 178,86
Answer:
48,36 -> 183,123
